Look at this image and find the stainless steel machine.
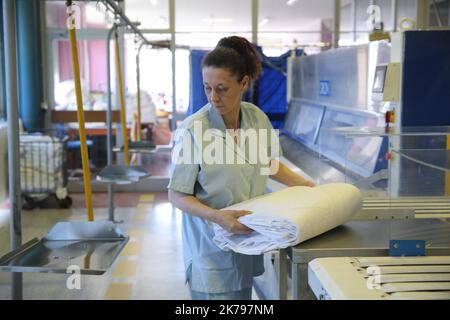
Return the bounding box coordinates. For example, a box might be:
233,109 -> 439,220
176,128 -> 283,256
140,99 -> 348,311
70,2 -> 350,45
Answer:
255,30 -> 450,300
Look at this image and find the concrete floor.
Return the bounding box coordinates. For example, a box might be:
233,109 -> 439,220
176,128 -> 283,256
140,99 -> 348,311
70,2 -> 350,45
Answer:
0,192 -> 191,300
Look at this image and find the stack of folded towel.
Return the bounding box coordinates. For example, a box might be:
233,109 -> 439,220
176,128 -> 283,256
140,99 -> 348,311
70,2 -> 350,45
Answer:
213,183 -> 362,255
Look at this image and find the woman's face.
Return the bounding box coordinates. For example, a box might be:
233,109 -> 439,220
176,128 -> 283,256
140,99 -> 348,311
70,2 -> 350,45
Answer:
202,66 -> 249,116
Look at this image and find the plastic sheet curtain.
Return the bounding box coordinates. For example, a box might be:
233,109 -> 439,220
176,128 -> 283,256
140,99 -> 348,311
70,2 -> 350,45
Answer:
257,48 -> 303,129
188,50 -> 209,116
187,48 -> 303,129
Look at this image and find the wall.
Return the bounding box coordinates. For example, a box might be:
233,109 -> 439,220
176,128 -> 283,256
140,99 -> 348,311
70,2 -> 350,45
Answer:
88,40 -> 107,92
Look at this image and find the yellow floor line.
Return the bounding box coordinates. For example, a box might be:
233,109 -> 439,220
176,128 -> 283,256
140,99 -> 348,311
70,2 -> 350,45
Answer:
104,282 -> 133,300
120,240 -> 142,256
137,203 -> 153,210
131,212 -> 149,223
127,228 -> 145,240
112,260 -> 138,278
139,194 -> 155,203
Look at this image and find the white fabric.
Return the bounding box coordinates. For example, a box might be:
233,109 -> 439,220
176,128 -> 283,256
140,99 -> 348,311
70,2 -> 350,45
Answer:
213,183 -> 362,255
126,91 -> 157,124
20,135 -> 63,192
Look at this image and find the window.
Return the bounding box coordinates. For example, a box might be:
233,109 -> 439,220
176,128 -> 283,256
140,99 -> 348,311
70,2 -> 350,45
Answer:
259,0 -> 333,55
126,0 -> 170,30
45,1 -> 113,111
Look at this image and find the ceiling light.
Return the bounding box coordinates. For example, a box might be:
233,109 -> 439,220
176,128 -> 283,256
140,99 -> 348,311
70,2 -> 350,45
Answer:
286,0 -> 297,6
150,0 -> 158,5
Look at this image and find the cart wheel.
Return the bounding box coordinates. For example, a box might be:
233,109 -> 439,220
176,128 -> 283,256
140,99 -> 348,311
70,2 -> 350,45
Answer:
58,196 -> 72,209
22,195 -> 36,210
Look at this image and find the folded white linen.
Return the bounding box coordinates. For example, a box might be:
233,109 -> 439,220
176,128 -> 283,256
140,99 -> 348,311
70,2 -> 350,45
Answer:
213,183 -> 362,255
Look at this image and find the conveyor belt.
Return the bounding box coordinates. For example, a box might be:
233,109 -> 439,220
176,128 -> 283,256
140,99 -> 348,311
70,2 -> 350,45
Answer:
377,273 -> 450,283
367,265 -> 450,274
381,282 -> 450,293
363,197 -> 450,218
308,256 -> 450,300
356,256 -> 450,267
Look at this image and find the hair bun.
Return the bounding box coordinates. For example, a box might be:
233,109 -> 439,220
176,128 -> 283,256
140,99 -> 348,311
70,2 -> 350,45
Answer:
216,36 -> 261,81
217,37 -> 247,56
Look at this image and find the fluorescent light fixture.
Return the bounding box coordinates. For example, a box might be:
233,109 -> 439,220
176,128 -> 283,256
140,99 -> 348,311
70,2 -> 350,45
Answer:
201,18 -> 233,23
259,17 -> 270,27
286,0 -> 297,6
150,0 -> 158,5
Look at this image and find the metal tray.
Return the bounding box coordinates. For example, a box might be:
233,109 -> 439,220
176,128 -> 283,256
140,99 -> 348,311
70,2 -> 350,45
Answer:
96,165 -> 150,184
112,147 -> 156,154
113,140 -> 156,154
0,221 -> 129,275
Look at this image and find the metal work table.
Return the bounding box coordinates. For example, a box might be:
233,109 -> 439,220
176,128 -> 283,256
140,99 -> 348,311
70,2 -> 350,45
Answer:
278,219 -> 450,300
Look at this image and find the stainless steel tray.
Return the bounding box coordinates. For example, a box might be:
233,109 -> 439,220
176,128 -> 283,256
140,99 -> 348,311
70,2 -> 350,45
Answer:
0,221 -> 129,275
96,165 -> 150,184
113,140 -> 156,154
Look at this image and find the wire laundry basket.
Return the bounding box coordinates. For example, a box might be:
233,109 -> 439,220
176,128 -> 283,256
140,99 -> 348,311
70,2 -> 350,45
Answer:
19,132 -> 72,210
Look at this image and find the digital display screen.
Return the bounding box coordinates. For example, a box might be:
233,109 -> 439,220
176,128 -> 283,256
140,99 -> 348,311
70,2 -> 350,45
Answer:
372,65 -> 387,93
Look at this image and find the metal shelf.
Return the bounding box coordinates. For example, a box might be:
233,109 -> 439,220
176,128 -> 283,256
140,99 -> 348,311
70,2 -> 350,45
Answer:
112,147 -> 157,154
97,165 -> 150,184
0,221 -> 129,275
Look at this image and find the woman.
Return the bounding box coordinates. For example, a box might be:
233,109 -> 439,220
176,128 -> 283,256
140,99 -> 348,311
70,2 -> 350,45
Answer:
168,36 -> 314,300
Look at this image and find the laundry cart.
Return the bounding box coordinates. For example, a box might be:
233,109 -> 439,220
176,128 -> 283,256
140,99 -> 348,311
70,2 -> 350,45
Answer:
19,133 -> 72,210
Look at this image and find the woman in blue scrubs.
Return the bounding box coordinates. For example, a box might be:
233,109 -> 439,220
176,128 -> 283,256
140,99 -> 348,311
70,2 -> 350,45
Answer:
168,36 -> 315,300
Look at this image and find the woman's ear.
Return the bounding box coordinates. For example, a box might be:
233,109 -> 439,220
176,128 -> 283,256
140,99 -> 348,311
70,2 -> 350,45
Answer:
241,75 -> 250,91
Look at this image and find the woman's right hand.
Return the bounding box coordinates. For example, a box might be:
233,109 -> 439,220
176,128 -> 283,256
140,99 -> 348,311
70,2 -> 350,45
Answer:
213,210 -> 253,234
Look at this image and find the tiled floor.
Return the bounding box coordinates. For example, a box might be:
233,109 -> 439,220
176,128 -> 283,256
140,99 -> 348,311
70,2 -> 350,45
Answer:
0,192 -> 191,300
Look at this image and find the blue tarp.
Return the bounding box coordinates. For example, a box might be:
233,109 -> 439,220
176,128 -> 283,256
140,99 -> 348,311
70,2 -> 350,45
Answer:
188,50 -> 209,116
187,48 -> 303,129
257,49 -> 304,129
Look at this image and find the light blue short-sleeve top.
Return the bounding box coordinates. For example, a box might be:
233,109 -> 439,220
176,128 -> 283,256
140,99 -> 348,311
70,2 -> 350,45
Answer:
168,102 -> 280,294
